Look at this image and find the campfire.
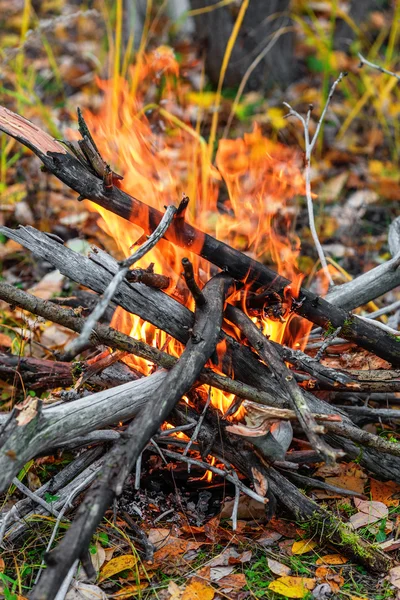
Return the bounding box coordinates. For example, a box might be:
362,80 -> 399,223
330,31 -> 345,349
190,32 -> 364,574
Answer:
1,52 -> 400,599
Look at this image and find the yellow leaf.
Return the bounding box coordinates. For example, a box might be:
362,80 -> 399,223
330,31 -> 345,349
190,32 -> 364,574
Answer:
187,91 -> 218,109
291,539 -> 318,555
316,554 -> 348,565
181,580 -> 215,600
269,576 -> 316,598
112,583 -> 149,597
267,107 -> 287,130
99,555 -> 137,582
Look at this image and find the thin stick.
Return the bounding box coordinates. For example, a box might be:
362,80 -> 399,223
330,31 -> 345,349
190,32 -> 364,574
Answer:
63,204 -> 178,360
315,326 -> 342,361
358,53 -> 400,81
134,453 -> 142,490
283,72 -> 345,286
12,478 -> 60,518
183,387 -> 211,462
181,257 -> 206,306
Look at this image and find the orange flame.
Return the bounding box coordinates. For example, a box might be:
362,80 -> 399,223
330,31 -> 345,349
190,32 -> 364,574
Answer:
81,47 -> 316,413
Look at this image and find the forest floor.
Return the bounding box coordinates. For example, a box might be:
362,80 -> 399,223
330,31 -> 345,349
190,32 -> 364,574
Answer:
1,1 -> 400,599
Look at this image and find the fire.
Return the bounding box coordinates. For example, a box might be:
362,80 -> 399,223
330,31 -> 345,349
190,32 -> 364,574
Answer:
81,46 -> 313,414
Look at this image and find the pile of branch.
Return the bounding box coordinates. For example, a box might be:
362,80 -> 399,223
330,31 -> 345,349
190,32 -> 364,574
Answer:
1,106 -> 400,599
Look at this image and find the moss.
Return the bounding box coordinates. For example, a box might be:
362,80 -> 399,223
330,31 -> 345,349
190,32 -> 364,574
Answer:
342,316 -> 354,336
324,321 -> 336,336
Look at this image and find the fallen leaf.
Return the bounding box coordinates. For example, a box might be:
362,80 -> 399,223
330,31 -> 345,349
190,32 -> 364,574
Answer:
112,583 -> 149,597
220,495 -> 266,521
217,573 -> 247,590
325,474 -> 365,495
292,539 -> 318,555
269,576 -> 316,598
252,466 -> 268,496
181,580 -> 215,599
315,567 -> 344,592
389,565 -> 400,589
29,270 -> 64,300
90,543 -> 106,573
66,581 -> 107,599
257,529 -> 282,546
167,580 -> 182,600
370,479 -> 400,507
208,547 -> 251,567
350,499 -> 388,529
210,566 -> 234,581
316,554 -> 348,565
99,555 -> 137,582
267,558 -> 291,576
0,558 -> 4,572
0,332 -> 12,347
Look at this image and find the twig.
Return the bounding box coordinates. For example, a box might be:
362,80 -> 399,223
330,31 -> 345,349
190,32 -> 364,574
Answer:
183,387 -> 211,465
367,299 -> 400,319
357,315 -> 400,337
11,478 -> 60,518
315,326 -> 342,361
181,257 -> 206,306
284,72 -> 345,287
53,561 -> 79,600
63,204 -> 178,360
281,470 -> 367,499
134,453 -> 142,490
31,273 -> 232,600
0,282 -> 350,416
358,53 -> 400,81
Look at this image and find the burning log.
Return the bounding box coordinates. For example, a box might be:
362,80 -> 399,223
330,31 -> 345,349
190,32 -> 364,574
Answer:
1,106 -> 400,365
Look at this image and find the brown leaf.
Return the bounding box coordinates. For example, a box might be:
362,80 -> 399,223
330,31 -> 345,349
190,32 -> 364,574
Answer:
217,573 -> 247,591
267,558 -> 291,576
370,479 -> 400,507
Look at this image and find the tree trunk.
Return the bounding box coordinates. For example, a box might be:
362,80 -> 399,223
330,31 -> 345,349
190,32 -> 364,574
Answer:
189,0 -> 295,90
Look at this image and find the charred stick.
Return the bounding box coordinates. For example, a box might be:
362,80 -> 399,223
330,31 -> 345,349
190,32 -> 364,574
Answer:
226,306 -> 338,464
181,257 -> 206,306
125,266 -> 170,289
1,106 -> 400,365
30,273 -> 232,600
